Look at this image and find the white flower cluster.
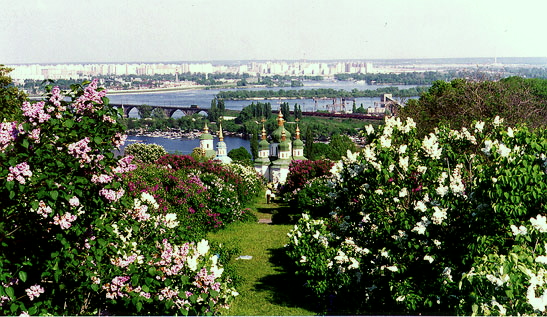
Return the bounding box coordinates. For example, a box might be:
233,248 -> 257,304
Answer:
531,215 -> 547,233
412,216 -> 431,235
431,206 -> 448,225
449,127 -> 477,144
449,164 -> 466,197
422,133 -> 442,159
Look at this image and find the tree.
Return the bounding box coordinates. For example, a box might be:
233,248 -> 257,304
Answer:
250,128 -> 259,160
228,146 -> 252,165
209,99 -> 218,122
328,134 -> 357,161
398,78 -> 547,137
280,102 -> 291,121
138,104 -> 153,118
304,126 -> 314,159
0,65 -> 27,121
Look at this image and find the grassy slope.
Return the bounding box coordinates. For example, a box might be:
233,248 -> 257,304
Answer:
208,194 -> 317,316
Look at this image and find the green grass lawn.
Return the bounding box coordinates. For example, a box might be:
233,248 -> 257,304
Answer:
208,195 -> 317,316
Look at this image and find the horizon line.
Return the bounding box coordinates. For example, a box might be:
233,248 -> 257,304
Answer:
5,56 -> 547,66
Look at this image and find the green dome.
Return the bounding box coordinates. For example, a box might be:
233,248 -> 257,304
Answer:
259,139 -> 269,150
279,139 -> 290,152
293,138 -> 304,148
200,133 -> 214,140
272,126 -> 291,143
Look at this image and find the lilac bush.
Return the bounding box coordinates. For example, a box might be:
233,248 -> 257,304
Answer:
0,81 -> 238,315
286,116 -> 547,315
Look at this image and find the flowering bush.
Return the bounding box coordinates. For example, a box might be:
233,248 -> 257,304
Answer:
0,81 -> 237,315
124,142 -> 167,163
281,159 -> 334,195
286,116 -> 547,315
156,155 -> 264,205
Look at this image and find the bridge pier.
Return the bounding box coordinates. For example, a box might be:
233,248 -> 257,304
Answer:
110,104 -> 208,118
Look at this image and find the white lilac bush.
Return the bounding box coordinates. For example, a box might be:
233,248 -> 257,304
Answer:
286,116 -> 547,315
0,81 -> 237,315
124,142 -> 168,163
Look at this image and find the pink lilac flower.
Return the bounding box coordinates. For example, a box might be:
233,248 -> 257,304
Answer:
91,174 -> 113,184
68,196 -> 80,207
111,133 -> 127,148
21,101 -> 51,124
103,115 -> 116,123
29,128 -> 40,143
113,155 -> 137,174
72,79 -> 107,114
35,200 -> 53,218
67,137 -> 92,164
103,276 -> 130,299
99,188 -> 125,202
7,162 -> 32,184
53,212 -> 77,229
49,87 -> 63,109
0,122 -> 18,152
25,284 -> 44,301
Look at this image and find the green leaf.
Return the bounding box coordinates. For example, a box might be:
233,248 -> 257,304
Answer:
94,136 -> 103,144
18,271 -> 27,283
50,190 -> 59,200
64,119 -> 74,128
5,287 -> 14,299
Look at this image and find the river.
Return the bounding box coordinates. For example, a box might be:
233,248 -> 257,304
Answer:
122,135 -> 251,155
108,81 -> 420,117
111,80 -> 419,154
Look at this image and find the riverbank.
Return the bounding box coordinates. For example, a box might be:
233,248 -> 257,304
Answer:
126,128 -> 247,140
107,84 -> 236,96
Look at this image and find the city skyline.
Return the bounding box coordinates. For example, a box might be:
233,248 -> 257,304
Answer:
2,0 -> 547,64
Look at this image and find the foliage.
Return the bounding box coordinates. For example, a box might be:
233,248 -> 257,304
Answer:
285,116 -> 547,315
155,155 -> 263,206
235,102 -> 272,124
208,98 -> 225,122
281,160 -> 334,195
328,134 -> 358,161
398,78 -> 547,137
227,147 -> 252,165
124,142 -> 167,163
0,65 -> 27,121
216,86 -> 429,100
0,80 -> 239,315
137,104 -> 153,118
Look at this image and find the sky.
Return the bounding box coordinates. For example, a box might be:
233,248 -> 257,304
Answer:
1,0 -> 546,64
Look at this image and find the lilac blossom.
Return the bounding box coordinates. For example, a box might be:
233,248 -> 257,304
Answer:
21,101 -> 51,124
67,137 -> 92,164
7,162 -> 32,184
0,121 -> 18,152
25,285 -> 44,301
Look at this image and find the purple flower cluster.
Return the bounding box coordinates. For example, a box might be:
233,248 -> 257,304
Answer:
21,101 -> 51,125
7,162 -> 32,184
73,79 -> 107,114
67,137 -> 92,164
99,188 -> 125,202
49,87 -> 65,118
103,276 -> 130,299
25,284 -> 44,301
91,173 -> 114,184
53,212 -> 77,229
0,122 -> 18,152
35,200 -> 53,218
113,155 -> 136,174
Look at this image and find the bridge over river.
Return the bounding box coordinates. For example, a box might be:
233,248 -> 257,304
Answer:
110,104 -> 208,118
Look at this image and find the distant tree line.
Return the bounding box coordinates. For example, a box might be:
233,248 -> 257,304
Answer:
335,68 -> 547,85
398,77 -> 547,137
216,86 -> 429,100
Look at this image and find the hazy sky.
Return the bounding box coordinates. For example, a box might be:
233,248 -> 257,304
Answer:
2,0 -> 546,64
